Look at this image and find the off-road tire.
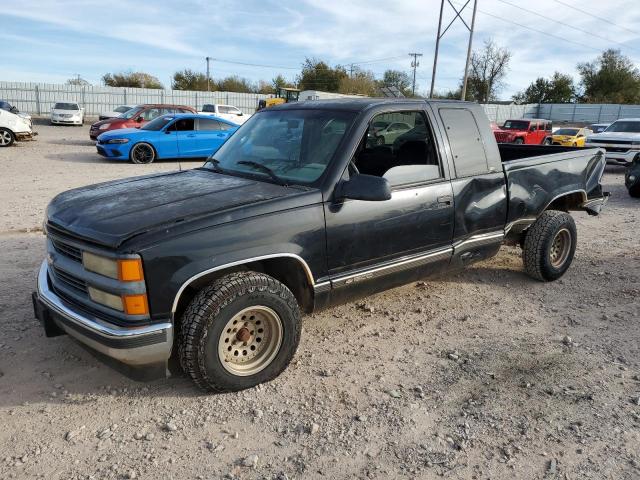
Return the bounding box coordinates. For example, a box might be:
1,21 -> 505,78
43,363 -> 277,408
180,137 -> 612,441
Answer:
178,272 -> 301,393
543,137 -> 552,146
129,142 -> 156,164
522,210 -> 577,282
513,138 -> 524,145
0,128 -> 15,147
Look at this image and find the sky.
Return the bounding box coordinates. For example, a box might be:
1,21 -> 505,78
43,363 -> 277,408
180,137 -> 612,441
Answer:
2,0 -> 640,99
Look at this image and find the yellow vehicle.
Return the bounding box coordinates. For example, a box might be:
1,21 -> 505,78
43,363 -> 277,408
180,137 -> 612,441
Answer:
257,87 -> 300,111
552,127 -> 592,147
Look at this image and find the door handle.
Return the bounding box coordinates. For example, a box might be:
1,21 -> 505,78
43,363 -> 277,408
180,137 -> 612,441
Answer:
186,134 -> 196,137
437,195 -> 453,205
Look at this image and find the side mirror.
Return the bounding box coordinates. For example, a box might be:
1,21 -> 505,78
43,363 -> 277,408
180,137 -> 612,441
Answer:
577,134 -> 584,138
237,112 -> 243,116
136,116 -> 144,123
529,127 -> 535,132
9,106 -> 18,114
336,174 -> 391,202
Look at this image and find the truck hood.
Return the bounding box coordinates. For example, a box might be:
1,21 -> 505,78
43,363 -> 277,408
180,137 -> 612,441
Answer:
587,131 -> 640,142
46,169 -> 298,248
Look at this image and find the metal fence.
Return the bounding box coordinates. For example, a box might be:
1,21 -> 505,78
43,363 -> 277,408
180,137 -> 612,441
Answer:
3,81 -> 640,124
0,82 -> 270,116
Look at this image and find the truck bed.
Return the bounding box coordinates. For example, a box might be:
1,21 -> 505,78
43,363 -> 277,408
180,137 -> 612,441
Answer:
499,144 -> 607,231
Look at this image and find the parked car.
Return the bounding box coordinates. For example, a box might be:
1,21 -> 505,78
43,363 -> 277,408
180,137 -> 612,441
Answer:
625,154 -> 640,197
584,118 -> 640,166
99,105 -> 133,121
589,123 -> 610,134
198,104 -> 251,125
551,127 -> 592,147
369,121 -> 412,146
96,114 -> 238,163
0,107 -> 35,146
33,99 -> 608,392
493,118 -> 553,145
0,100 -> 32,122
90,104 -> 197,140
50,102 -> 84,126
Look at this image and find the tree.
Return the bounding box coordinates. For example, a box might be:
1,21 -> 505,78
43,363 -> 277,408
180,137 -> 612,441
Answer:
215,76 -> 254,93
464,39 -> 511,102
297,58 -> 347,92
172,69 -> 209,91
513,72 -> 576,103
339,69 -> 377,96
66,76 -> 90,86
577,49 -> 640,103
380,70 -> 412,96
102,71 -> 163,89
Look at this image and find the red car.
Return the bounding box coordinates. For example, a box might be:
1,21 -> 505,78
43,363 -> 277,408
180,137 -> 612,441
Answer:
89,104 -> 196,140
493,118 -> 553,145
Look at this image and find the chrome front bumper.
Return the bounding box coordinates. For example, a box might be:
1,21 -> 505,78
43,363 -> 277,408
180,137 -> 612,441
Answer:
34,260 -> 173,369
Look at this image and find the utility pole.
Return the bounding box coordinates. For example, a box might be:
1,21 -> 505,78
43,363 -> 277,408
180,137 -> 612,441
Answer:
428,0 -> 478,100
409,53 -> 423,96
461,0 -> 478,101
429,0 -> 445,98
349,63 -> 355,78
205,56 -> 212,92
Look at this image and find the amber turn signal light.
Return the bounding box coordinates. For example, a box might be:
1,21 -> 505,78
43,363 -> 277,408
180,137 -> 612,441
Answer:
118,258 -> 144,282
122,294 -> 149,316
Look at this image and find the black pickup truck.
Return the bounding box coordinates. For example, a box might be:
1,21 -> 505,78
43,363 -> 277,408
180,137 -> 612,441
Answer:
33,99 -> 608,392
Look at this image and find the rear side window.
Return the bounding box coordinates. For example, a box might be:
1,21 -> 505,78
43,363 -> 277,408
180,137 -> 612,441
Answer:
438,108 -> 489,178
197,118 -> 223,131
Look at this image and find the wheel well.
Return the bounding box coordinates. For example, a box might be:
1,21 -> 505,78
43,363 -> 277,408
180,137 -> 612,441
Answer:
173,257 -> 315,325
546,192 -> 586,212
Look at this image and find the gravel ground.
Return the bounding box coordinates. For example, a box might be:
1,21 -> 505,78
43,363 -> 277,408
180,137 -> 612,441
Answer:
0,125 -> 639,479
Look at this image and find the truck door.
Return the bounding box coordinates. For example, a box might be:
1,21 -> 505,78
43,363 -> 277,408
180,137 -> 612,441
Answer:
324,109 -> 454,304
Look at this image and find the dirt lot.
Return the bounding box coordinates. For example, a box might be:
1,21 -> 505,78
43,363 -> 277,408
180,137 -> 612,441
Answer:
1,125 -> 639,480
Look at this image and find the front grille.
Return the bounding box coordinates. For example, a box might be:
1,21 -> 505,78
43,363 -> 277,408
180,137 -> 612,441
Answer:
494,133 -> 512,143
588,139 -> 633,145
52,266 -> 88,295
51,238 -> 82,262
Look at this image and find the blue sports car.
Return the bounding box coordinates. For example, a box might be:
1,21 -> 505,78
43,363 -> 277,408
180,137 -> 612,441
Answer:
96,113 -> 239,164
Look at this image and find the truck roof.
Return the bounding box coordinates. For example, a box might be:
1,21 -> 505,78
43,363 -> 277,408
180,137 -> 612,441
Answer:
270,97 -> 476,112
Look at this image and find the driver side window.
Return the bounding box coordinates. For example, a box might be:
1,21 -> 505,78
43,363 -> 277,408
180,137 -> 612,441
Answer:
352,111 -> 441,187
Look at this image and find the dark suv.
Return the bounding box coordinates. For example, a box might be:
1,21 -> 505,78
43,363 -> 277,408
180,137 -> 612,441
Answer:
89,104 -> 196,140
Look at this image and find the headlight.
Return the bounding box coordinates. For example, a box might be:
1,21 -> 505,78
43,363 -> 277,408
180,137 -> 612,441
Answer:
88,286 -> 124,311
82,252 -> 144,281
105,138 -> 129,144
98,124 -> 110,130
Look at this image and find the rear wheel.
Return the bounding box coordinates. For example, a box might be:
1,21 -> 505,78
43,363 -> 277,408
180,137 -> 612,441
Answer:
130,142 -> 155,164
178,272 -> 301,393
522,210 -> 577,281
0,128 -> 15,147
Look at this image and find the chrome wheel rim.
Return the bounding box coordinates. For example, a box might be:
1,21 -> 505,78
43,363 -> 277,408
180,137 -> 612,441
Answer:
0,131 -> 11,145
549,228 -> 571,268
133,144 -> 153,163
217,306 -> 283,376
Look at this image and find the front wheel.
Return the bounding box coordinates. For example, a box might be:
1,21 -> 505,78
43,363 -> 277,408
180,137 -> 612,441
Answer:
0,128 -> 15,147
178,272 -> 301,393
129,142 -> 156,164
513,138 -> 524,145
543,138 -> 552,146
522,210 -> 577,281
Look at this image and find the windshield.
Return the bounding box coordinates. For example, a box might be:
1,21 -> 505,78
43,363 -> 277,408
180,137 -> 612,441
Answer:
204,109 -> 355,186
142,115 -> 174,131
54,103 -> 79,110
604,121 -> 640,133
501,120 -> 529,130
114,105 -> 131,113
554,128 -> 579,136
121,106 -> 143,119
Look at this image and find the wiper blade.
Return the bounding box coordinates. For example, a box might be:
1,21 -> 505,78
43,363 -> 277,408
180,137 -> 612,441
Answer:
237,160 -> 287,186
204,158 -> 225,173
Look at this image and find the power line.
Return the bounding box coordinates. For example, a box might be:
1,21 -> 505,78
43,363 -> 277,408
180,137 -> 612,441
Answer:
496,0 -> 639,53
349,55 -> 408,66
212,58 -> 299,70
451,1 -> 602,53
552,0 -> 640,37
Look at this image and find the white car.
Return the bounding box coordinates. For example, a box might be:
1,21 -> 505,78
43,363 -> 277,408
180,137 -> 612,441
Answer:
99,105 -> 133,121
0,108 -> 35,147
51,102 -> 84,126
585,118 -> 640,166
198,104 -> 251,125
